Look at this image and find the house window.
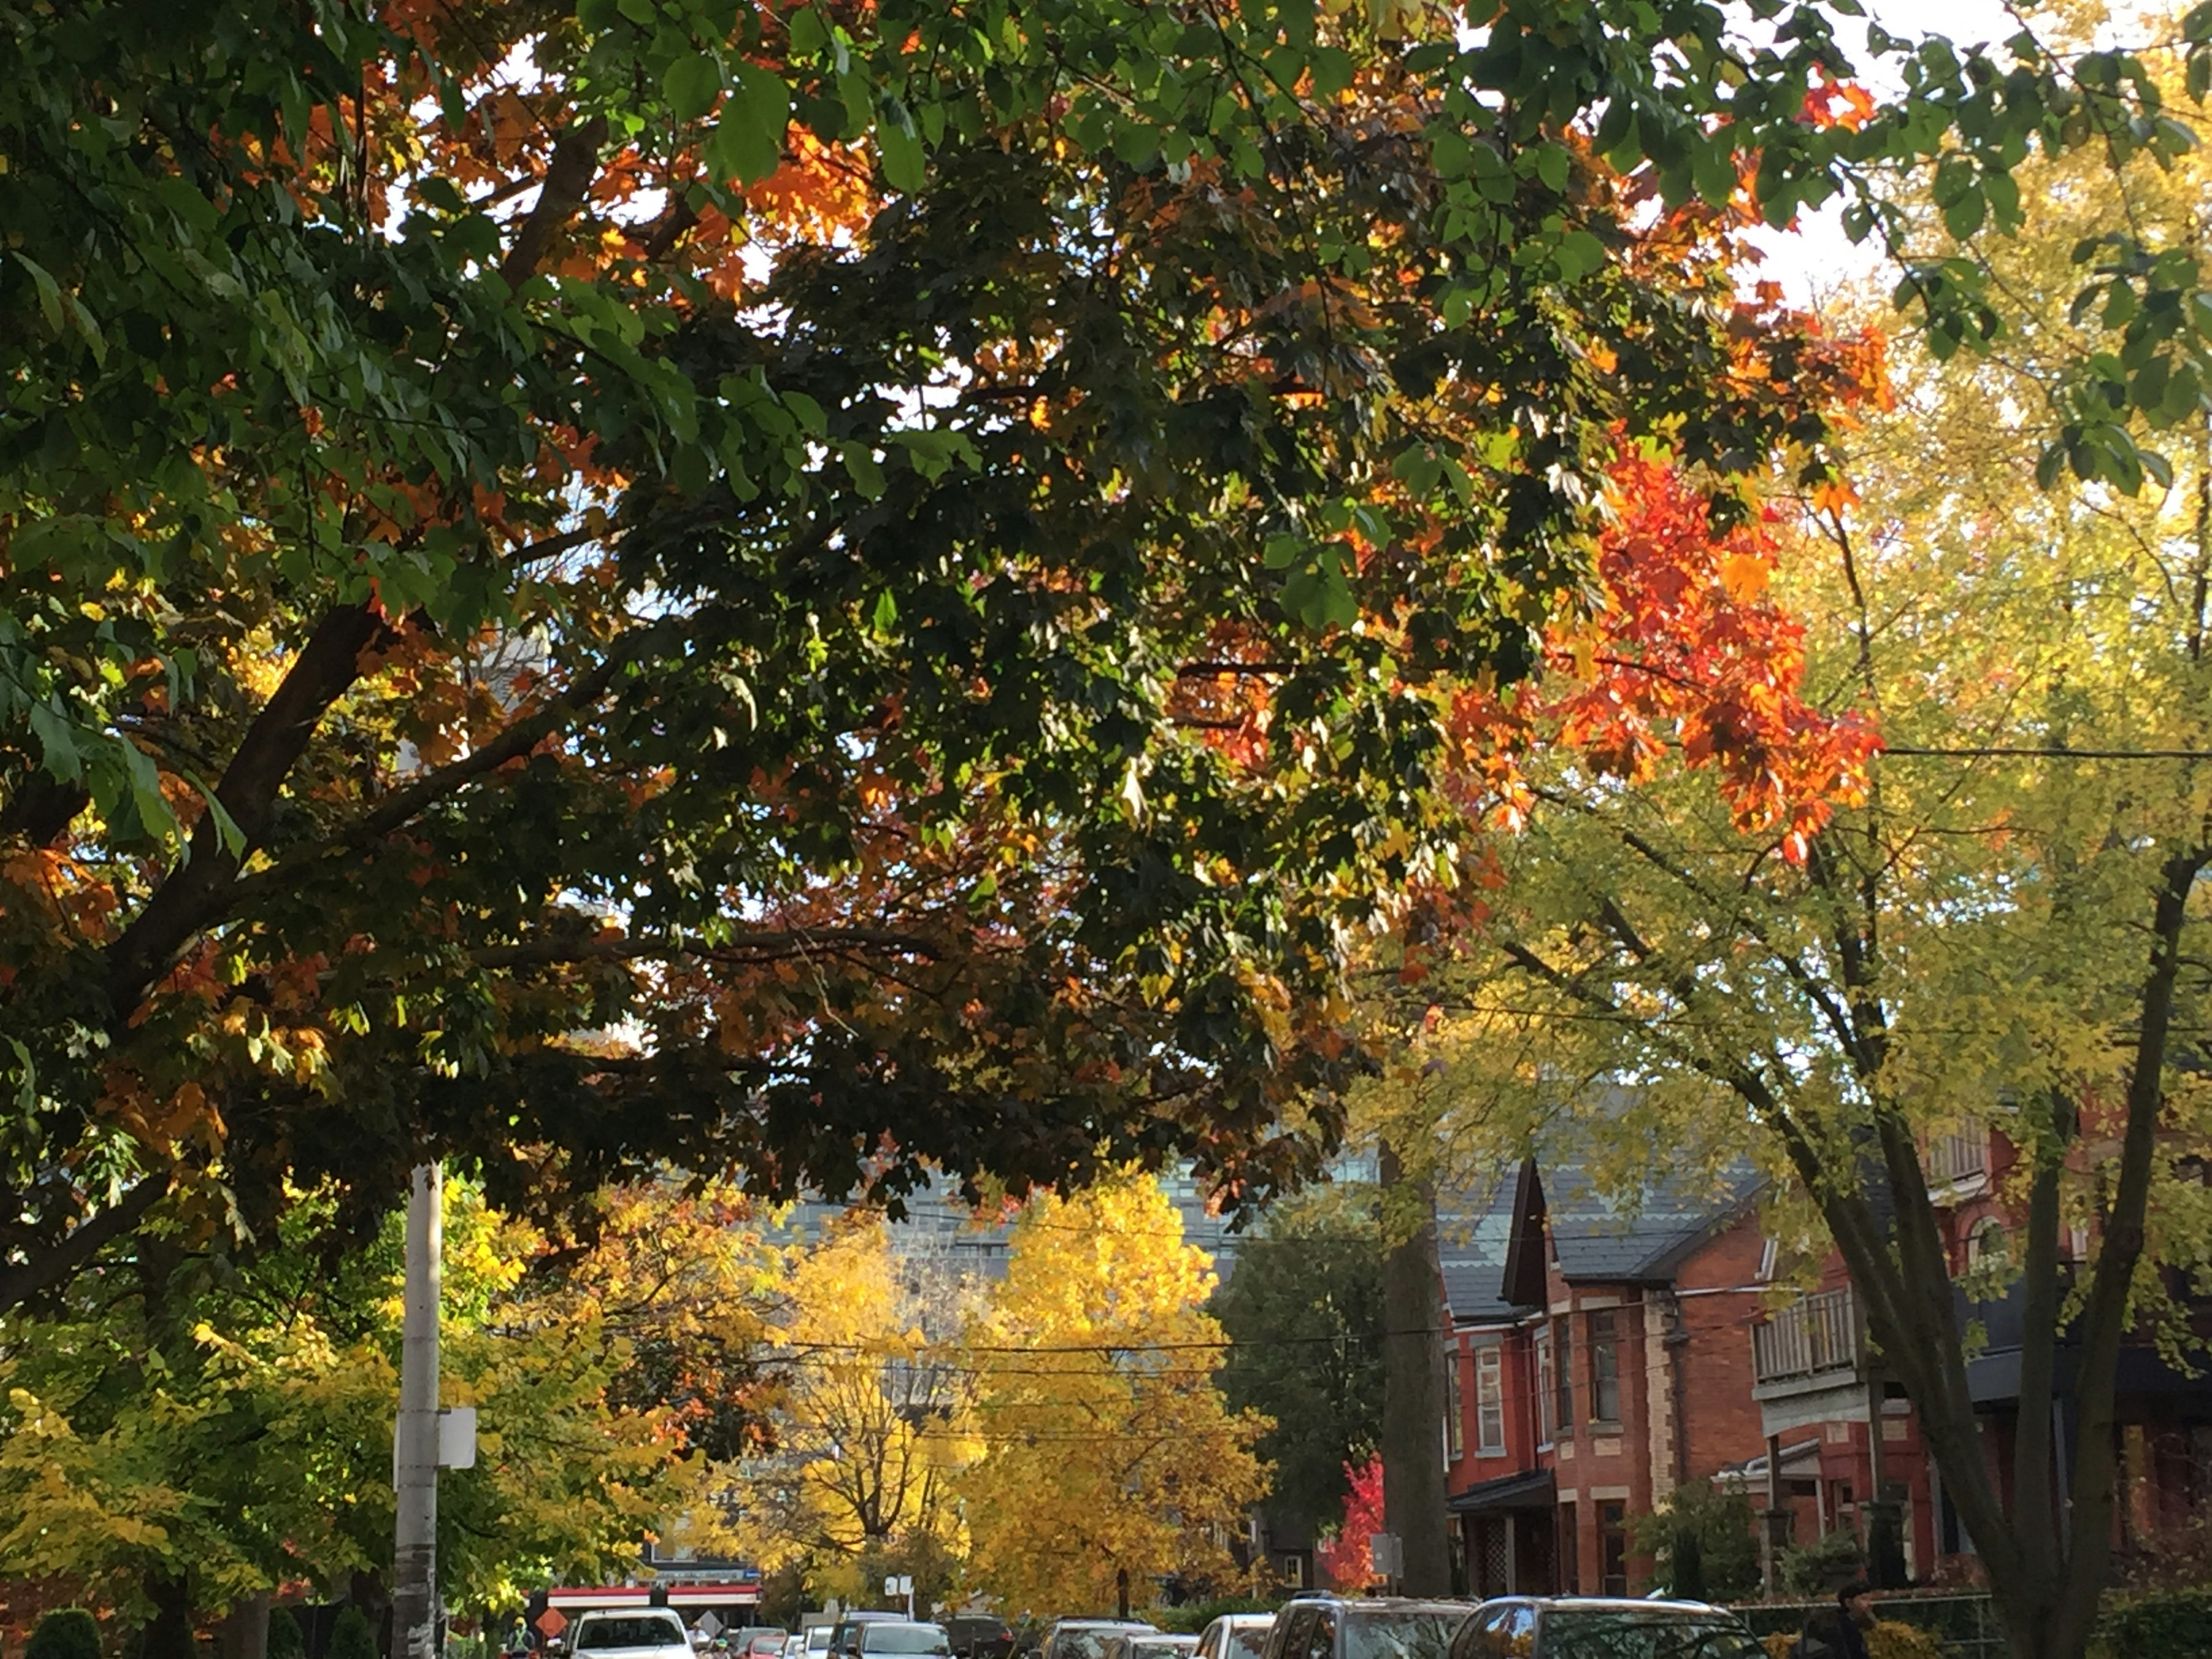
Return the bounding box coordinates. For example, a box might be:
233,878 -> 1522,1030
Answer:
1589,1309 -> 1621,1425
1536,1324 -> 1555,1444
1967,1217 -> 2008,1270
1757,1237 -> 1781,1282
1476,1344 -> 1506,1452
1600,1501 -> 1629,1596
1554,1316 -> 1575,1437
1558,1502 -> 1580,1593
1445,1347 -> 1466,1463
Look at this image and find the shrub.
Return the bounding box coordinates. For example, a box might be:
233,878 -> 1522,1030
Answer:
1777,1530 -> 1864,1599
2099,1586 -> 2212,1659
267,1609 -> 306,1659
27,1609 -> 104,1659
329,1606 -> 380,1659
1628,1483 -> 1760,1603
1866,1622 -> 1949,1659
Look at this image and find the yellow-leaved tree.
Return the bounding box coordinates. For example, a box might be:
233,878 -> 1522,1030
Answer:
730,1218 -> 976,1607
959,1176 -> 1269,1616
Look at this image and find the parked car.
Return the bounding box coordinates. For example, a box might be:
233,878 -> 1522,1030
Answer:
804,1629 -> 838,1659
570,1612 -> 697,1659
946,1618 -> 1015,1659
1195,1617 -> 1272,1659
1040,1621 -> 1160,1659
782,1637 -> 809,1659
1448,1599 -> 1765,1659
1099,1635 -> 1198,1659
854,1626 -> 955,1658
831,1615 -> 912,1656
1261,1597 -> 1468,1659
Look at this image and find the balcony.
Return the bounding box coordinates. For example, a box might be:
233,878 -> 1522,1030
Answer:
1925,1121 -> 1990,1194
1752,1287 -> 1860,1387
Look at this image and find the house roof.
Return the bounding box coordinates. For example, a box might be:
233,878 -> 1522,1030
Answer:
1436,1168 -> 1528,1325
1422,1154 -> 1766,1310
1541,1160 -> 1765,1284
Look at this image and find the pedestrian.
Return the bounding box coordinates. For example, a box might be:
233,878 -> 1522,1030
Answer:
1791,1580 -> 1876,1659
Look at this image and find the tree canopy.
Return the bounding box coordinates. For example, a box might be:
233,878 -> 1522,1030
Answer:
0,0 -> 2005,1305
1380,8 -> 2212,1653
1210,1184 -> 1384,1540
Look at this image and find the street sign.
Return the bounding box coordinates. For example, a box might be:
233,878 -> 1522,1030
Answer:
1368,1533 -> 1403,1582
536,1611 -> 569,1639
438,1406 -> 478,1469
695,1614 -> 724,1641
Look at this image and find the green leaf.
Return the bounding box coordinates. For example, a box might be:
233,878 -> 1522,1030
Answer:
878,113 -> 926,192
16,253 -> 63,332
664,51 -> 724,121
27,701 -> 80,782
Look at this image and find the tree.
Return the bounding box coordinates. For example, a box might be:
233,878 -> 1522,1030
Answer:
267,1608 -> 306,1659
1210,1185 -> 1384,1539
960,1175 -> 1268,1615
1,0 -> 1981,1312
1389,7 -> 2212,1653
1630,1485 -> 1758,1604
328,1608 -> 377,1659
728,1218 -> 975,1607
0,1176 -> 778,1635
1313,1457 -> 1385,1593
25,1611 -> 102,1659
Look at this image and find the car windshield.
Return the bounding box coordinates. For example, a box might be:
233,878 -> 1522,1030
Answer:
865,1631 -> 950,1654
1540,1612 -> 1766,1659
1130,1643 -> 1196,1659
578,1620 -> 687,1652
1345,1613 -> 1465,1659
1055,1633 -> 1141,1659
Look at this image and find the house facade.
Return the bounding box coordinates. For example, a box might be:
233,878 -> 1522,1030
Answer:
1439,1160 -> 1783,1597
1441,1124 -> 2212,1597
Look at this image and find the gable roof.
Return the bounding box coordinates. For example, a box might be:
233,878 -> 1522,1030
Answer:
1468,1154 -> 1764,1309
1541,1159 -> 1764,1283
1436,1167 -> 1528,1325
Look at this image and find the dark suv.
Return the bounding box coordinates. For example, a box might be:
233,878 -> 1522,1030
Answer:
1448,1599 -> 1764,1659
1261,1598 -> 1469,1659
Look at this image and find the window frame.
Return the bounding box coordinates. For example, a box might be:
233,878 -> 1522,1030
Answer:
1445,1343 -> 1465,1462
1588,1308 -> 1621,1426
1554,1315 -> 1575,1437
1475,1342 -> 1506,1453
1535,1324 -> 1555,1446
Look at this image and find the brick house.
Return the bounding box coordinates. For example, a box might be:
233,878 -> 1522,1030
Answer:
1438,1159 -> 1781,1597
1745,1118 -> 2212,1585
1442,1126 -> 2212,1597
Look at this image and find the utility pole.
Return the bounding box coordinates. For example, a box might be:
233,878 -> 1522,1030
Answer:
394,1163 -> 444,1659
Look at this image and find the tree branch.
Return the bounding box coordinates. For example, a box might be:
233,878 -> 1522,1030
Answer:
0,1172 -> 168,1316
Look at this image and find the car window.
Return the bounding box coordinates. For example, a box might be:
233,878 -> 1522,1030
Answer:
1304,1612 -> 1335,1659
1342,1612 -> 1464,1659
1537,1612 -> 1764,1659
577,1619 -> 687,1651
864,1630 -> 950,1656
1226,1631 -> 1269,1659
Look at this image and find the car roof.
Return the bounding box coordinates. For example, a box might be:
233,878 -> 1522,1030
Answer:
1054,1624 -> 1157,1633
1289,1601 -> 1468,1615
1485,1599 -> 1729,1613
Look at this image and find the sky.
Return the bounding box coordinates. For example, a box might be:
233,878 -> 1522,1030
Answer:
1747,0 -> 2033,304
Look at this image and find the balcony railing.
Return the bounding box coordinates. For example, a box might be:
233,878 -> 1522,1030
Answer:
1925,1122 -> 1990,1188
1752,1287 -> 1859,1386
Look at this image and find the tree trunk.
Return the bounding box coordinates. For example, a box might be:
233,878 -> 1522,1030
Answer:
139,1576 -> 198,1659
221,1595 -> 272,1659
1378,1142 -> 1451,1597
